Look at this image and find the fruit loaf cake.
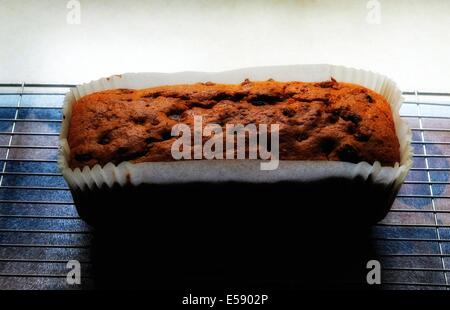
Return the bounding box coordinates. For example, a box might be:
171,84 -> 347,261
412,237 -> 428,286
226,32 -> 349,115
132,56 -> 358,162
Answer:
67,78 -> 400,169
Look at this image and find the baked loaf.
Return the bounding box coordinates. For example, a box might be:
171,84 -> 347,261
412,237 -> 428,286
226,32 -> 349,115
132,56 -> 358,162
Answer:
67,79 -> 400,169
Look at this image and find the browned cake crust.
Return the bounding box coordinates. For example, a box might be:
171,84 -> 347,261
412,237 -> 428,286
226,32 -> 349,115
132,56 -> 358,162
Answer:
67,79 -> 401,169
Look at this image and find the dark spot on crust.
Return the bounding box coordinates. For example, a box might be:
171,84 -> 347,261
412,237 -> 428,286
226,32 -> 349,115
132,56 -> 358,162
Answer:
171,94 -> 190,100
334,108 -> 361,124
267,78 -> 275,82
98,131 -> 112,145
161,130 -> 172,140
249,94 -> 283,106
347,113 -> 361,124
210,92 -> 247,102
151,118 -> 160,125
166,106 -> 186,119
354,132 -> 371,142
250,100 -> 265,106
75,153 -> 92,162
282,107 -> 296,117
315,98 -> 330,105
131,116 -> 146,125
203,81 -> 215,86
117,147 -> 128,155
366,94 -> 374,103
332,108 -> 342,117
296,132 -> 309,142
336,144 -> 360,163
141,92 -> 161,98
145,137 -> 157,143
211,92 -> 232,102
347,123 -> 357,134
233,92 -> 248,101
189,100 -> 216,109
327,113 -> 339,123
320,137 -> 338,155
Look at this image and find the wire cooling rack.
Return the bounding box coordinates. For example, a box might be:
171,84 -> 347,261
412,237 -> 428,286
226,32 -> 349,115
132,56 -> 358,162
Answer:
0,84 -> 449,290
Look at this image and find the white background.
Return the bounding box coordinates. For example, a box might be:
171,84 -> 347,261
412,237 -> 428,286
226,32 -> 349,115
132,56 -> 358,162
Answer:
0,0 -> 449,92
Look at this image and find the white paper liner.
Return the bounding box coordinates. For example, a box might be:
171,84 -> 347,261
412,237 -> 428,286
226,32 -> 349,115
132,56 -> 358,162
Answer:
58,64 -> 413,192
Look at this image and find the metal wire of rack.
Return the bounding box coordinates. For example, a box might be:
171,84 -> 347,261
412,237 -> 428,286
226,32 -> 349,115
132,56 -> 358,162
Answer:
0,84 -> 449,290
0,84 -> 92,290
